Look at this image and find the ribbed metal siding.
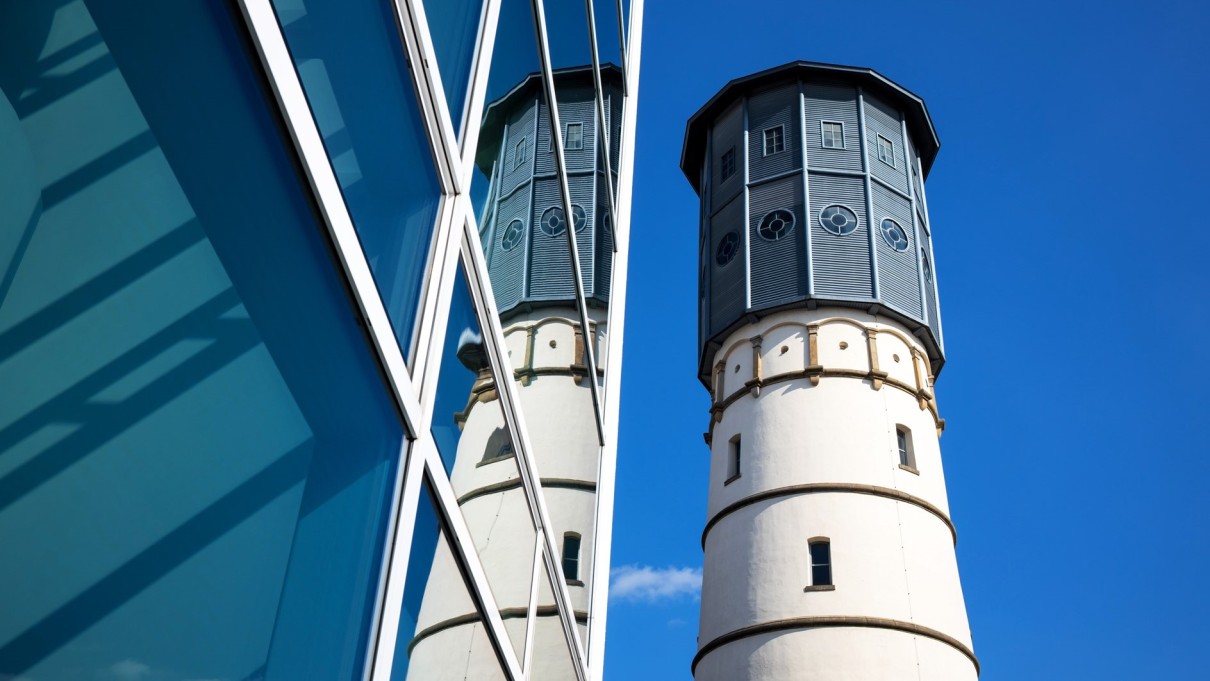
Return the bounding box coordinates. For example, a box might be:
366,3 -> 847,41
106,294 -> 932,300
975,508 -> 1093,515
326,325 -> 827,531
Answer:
595,173 -> 613,303
864,94 -> 909,194
747,84 -> 799,182
490,186 -> 529,309
529,177 -> 570,298
921,225 -> 941,342
872,184 -> 922,319
809,172 -> 872,299
710,195 -> 745,336
749,177 -> 805,308
803,83 -> 861,172
559,92 -> 596,174
905,130 -> 924,205
710,101 -> 744,213
502,101 -> 537,197
534,100 -> 555,176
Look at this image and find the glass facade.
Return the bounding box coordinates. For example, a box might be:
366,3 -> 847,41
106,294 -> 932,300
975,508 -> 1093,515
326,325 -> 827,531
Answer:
0,1 -> 642,680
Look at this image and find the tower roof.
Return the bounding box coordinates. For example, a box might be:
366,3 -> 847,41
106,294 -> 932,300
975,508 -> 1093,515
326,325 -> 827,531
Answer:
680,60 -> 940,193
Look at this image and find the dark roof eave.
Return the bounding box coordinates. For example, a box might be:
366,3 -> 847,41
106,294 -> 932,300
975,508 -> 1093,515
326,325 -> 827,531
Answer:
680,60 -> 940,193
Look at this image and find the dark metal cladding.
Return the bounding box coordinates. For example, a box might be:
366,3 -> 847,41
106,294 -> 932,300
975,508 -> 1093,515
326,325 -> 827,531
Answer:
681,61 -> 945,387
476,65 -> 624,318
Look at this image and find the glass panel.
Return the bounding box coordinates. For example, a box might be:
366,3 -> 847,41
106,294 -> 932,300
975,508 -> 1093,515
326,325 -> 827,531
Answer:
272,0 -> 440,364
0,3 -> 403,680
394,481 -> 508,681
529,556 -> 581,679
420,0 -> 483,134
430,261 -> 536,661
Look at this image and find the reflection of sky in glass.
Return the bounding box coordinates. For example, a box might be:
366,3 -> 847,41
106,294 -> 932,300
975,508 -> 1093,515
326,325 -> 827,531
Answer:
430,265 -> 481,472
273,0 -> 440,364
421,0 -> 482,133
391,482 -> 440,681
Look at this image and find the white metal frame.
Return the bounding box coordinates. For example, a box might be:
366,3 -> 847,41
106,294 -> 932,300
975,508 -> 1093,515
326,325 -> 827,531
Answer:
234,0 -> 643,677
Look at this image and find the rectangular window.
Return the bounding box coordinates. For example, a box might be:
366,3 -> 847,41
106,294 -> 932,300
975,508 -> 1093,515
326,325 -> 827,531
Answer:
720,146 -> 737,181
726,435 -> 741,483
565,122 -> 584,150
897,426 -> 916,470
562,533 -> 582,582
821,120 -> 844,149
763,125 -> 785,156
810,540 -> 832,586
877,134 -> 895,167
514,137 -> 528,170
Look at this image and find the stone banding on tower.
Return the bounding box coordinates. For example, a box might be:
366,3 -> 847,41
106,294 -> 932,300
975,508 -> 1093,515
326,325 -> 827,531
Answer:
682,62 -> 976,680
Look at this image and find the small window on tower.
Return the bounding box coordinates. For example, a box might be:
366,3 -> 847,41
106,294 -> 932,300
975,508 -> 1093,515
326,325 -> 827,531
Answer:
720,147 -> 737,181
763,125 -> 785,156
877,134 -> 895,167
514,137 -> 528,170
897,426 -> 917,473
565,122 -> 584,150
725,435 -> 741,484
807,539 -> 833,590
821,120 -> 844,149
562,533 -> 582,583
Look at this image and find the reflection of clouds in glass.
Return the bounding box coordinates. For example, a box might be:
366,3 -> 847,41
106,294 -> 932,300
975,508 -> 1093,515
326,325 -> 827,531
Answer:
108,659 -> 150,681
457,327 -> 481,348
610,565 -> 702,603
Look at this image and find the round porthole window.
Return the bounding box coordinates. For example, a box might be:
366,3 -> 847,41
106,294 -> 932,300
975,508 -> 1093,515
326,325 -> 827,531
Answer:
501,219 -> 524,251
539,204 -> 587,237
758,209 -> 795,241
715,231 -> 740,266
819,205 -> 858,235
880,218 -> 909,252
921,249 -> 932,282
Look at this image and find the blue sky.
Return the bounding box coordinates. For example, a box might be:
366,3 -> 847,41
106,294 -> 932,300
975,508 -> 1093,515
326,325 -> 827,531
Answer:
606,0 -> 1210,678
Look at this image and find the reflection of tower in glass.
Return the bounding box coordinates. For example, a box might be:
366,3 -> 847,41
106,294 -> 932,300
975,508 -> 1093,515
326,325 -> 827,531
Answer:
406,65 -> 623,677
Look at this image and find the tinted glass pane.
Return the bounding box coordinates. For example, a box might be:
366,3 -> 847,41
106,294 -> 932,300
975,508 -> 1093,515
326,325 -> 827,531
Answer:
0,3 -> 402,679
810,542 -> 831,565
392,481 -> 508,681
812,565 -> 832,586
430,261 -> 536,661
272,0 -> 440,363
421,0 -> 483,134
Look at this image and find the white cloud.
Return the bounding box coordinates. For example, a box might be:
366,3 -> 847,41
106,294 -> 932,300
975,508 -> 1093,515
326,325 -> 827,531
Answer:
610,564 -> 702,603
109,660 -> 150,681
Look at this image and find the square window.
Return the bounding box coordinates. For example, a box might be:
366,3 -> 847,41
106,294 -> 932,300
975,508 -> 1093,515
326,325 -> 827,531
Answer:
763,125 -> 785,156
514,137 -> 528,170
877,134 -> 895,167
720,146 -> 737,181
565,122 -> 583,151
821,121 -> 844,149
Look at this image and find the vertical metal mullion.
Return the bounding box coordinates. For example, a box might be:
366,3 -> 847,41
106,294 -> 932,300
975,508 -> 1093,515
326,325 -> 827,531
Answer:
393,0 -> 462,194
615,0 -> 629,97
742,96 -> 751,310
459,0 -> 504,188
856,86 -> 880,301
531,0 -> 607,447
459,221 -> 588,681
901,114 -> 927,324
522,539 -> 543,677
585,0 -> 619,250
234,0 -> 424,433
583,4 -> 642,677
799,80 -> 813,297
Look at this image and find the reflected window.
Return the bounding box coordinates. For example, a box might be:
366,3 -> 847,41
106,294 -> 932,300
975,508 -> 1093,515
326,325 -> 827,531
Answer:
922,249 -> 933,283
715,231 -> 740,267
565,122 -> 584,150
540,205 -> 586,237
763,125 -> 785,156
562,533 -> 582,582
758,209 -> 795,241
821,120 -> 844,149
877,134 -> 896,167
880,218 -> 909,252
720,146 -> 737,181
514,137 -> 529,170
501,219 -> 525,251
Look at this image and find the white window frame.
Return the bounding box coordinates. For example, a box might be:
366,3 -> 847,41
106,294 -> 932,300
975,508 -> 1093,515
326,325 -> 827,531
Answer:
514,137 -> 528,170
763,124 -> 785,156
565,122 -> 584,151
877,134 -> 895,167
820,120 -> 844,149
